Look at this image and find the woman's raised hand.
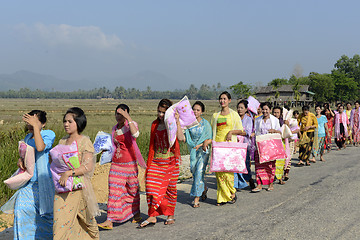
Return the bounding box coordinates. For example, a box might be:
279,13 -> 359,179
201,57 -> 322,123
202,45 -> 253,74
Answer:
23,113 -> 42,130
117,108 -> 131,120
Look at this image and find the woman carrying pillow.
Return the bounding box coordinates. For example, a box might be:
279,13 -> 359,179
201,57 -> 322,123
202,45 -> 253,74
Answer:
252,102 -> 281,192
138,99 -> 185,228
52,107 -> 100,239
210,91 -> 245,205
184,101 -> 212,208
13,110 -> 55,240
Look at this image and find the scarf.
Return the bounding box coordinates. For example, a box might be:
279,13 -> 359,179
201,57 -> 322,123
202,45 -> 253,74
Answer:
185,118 -> 212,164
335,112 -> 349,139
111,121 -> 146,168
211,108 -> 243,142
146,119 -> 181,172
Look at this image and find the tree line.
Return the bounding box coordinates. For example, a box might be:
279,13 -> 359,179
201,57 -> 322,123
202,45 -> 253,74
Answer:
1,54 -> 359,101
0,83 -> 225,100
230,54 -> 360,102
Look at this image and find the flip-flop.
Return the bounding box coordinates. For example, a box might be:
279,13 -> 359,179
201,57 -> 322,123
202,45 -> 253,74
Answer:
164,219 -> 175,225
137,220 -> 156,229
201,188 -> 208,201
228,194 -> 237,204
132,216 -> 142,223
251,187 -> 262,193
191,201 -> 200,208
98,224 -> 113,230
267,187 -> 274,192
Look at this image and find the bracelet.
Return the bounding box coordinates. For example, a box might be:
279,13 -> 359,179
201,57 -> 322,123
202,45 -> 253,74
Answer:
128,121 -> 134,125
72,169 -> 75,176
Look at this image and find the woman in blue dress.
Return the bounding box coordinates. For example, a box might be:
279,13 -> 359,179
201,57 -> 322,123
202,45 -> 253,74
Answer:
14,110 -> 55,239
184,101 -> 212,208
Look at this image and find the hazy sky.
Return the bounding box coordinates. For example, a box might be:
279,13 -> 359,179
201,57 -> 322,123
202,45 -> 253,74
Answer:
0,0 -> 359,89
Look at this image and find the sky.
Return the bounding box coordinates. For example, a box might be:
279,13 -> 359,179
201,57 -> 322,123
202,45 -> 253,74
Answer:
0,0 -> 360,90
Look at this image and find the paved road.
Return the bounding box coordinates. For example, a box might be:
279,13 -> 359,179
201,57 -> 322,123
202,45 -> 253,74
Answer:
1,146 -> 359,239
98,146 -> 360,240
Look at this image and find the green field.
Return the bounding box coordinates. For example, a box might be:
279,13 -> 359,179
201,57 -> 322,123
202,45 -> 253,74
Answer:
0,98 -> 236,205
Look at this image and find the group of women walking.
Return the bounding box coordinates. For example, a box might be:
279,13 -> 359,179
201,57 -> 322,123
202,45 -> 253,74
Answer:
4,94 -> 360,239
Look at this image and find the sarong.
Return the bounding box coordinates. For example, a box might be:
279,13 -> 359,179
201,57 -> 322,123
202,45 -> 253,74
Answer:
254,150 -> 275,185
299,132 -> 314,161
106,162 -> 140,223
53,190 -> 99,240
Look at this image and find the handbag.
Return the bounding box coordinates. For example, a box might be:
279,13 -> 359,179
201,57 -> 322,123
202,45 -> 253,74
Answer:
281,124 -> 292,139
299,133 -> 310,145
210,141 -> 248,173
4,141 -> 35,190
256,133 -> 287,163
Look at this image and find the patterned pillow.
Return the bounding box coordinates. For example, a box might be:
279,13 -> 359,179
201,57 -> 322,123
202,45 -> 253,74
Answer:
4,141 -> 35,190
164,96 -> 198,147
93,131 -> 114,165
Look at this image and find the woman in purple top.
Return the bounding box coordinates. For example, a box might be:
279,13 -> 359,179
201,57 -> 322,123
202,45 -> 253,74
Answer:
235,100 -> 255,189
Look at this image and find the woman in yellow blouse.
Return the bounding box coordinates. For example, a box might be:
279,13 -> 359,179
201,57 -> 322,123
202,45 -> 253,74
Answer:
210,91 -> 244,206
297,105 -> 318,166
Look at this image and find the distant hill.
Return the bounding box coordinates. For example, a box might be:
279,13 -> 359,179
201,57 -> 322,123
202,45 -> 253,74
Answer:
0,70 -> 181,92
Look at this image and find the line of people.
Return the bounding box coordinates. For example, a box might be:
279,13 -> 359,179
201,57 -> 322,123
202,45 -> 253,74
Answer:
3,94 -> 360,239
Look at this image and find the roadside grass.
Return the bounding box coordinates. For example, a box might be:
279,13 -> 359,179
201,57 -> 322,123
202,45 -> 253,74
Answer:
0,98 -> 224,205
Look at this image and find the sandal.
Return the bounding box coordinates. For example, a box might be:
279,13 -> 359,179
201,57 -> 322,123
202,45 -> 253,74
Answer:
164,219 -> 175,225
201,187 -> 208,201
228,194 -> 237,204
217,202 -> 227,206
296,161 -> 305,166
98,224 -> 113,230
132,216 -> 142,223
309,159 -> 316,163
305,161 -> 311,166
137,220 -> 156,229
251,187 -> 262,193
192,201 -> 200,208
267,186 -> 274,191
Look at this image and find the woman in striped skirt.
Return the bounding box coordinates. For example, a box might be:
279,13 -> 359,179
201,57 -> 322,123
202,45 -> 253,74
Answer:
98,104 -> 146,230
138,99 -> 185,228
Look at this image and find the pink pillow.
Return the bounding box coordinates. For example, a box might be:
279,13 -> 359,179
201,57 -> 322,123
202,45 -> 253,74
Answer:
4,141 -> 35,190
256,133 -> 287,163
210,141 -> 248,173
247,96 -> 260,115
164,96 -> 198,147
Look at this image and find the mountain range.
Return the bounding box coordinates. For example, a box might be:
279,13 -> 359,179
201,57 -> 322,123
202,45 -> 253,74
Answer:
0,70 -> 181,92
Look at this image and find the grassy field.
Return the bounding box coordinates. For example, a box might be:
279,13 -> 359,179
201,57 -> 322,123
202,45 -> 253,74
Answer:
0,98 -> 232,205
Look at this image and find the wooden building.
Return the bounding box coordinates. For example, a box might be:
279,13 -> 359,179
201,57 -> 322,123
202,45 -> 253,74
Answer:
255,85 -> 314,106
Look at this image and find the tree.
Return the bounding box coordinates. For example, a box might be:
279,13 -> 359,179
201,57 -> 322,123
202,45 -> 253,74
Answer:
334,54 -> 360,84
331,71 -> 358,101
185,84 -> 198,99
230,81 -> 252,99
267,78 -> 288,88
308,72 -> 334,102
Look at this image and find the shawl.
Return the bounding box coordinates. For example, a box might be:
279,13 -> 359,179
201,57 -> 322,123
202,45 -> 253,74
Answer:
335,111 -> 349,139
298,112 -> 317,133
185,118 -> 212,163
111,121 -> 146,168
146,119 -> 181,172
210,108 -> 243,142
350,108 -> 360,134
25,130 -> 55,216
254,114 -> 281,136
